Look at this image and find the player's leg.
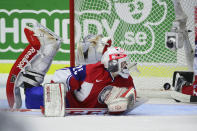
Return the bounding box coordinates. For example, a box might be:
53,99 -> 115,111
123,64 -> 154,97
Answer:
6,23 -> 62,108
24,68 -> 73,109
171,35 -> 197,102
173,71 -> 193,92
171,71 -> 197,102
25,86 -> 44,109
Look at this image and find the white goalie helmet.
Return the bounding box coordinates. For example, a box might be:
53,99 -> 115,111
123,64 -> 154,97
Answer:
101,47 -> 130,78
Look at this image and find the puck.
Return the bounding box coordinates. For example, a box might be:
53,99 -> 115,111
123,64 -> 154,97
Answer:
163,83 -> 171,90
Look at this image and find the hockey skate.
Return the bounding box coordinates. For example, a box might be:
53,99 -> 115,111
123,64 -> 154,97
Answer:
170,71 -> 193,102
174,75 -> 187,92
173,72 -> 192,92
6,23 -> 62,109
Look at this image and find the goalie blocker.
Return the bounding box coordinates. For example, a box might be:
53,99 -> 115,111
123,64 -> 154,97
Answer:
43,83 -> 65,117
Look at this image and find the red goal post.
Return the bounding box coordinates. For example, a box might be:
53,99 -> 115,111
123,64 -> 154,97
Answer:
69,0 -> 75,67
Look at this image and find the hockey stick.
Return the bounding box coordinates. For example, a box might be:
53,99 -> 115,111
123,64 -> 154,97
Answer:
0,108 -> 108,115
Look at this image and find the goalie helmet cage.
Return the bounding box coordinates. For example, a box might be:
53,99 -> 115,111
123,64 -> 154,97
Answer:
69,0 -> 197,98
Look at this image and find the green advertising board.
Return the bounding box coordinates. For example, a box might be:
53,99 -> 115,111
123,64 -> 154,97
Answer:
0,0 -> 70,73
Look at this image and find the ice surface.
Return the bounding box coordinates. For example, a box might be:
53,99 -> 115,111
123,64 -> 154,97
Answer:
1,86 -> 197,131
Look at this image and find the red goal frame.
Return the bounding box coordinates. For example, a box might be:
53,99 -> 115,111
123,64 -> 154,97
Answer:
69,0 -> 75,67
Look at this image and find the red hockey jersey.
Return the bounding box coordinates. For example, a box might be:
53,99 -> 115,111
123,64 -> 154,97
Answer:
66,62 -> 135,108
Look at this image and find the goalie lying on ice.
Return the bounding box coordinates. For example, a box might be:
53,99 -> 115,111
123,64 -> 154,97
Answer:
6,23 -> 136,115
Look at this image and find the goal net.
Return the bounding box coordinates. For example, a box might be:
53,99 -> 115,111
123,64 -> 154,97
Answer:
70,0 -> 197,98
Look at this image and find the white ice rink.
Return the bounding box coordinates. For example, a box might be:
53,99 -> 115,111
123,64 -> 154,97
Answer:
1,87 -> 197,131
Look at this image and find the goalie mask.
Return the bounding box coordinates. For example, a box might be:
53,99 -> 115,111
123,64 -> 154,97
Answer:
101,47 -> 130,78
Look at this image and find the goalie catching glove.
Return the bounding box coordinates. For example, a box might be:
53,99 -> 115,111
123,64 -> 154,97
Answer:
99,85 -> 136,114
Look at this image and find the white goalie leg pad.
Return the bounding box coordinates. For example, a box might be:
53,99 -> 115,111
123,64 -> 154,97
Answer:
104,86 -> 136,113
18,23 -> 62,88
6,23 -> 62,109
75,35 -> 112,65
26,23 -> 62,76
44,83 -> 65,117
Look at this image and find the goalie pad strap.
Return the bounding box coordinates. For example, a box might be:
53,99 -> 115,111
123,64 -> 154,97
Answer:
25,70 -> 44,78
22,70 -> 44,87
22,75 -> 40,87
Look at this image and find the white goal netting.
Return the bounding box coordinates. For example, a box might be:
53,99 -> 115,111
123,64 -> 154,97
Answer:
73,0 -> 197,98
